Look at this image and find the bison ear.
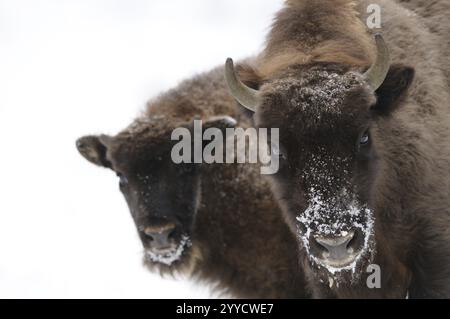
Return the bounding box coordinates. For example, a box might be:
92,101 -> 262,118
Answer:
371,64 -> 415,116
76,135 -> 112,168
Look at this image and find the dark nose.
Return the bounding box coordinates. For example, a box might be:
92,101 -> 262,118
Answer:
315,232 -> 355,260
310,230 -> 363,263
143,223 -> 176,249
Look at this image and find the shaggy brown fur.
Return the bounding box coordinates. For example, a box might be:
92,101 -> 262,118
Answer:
256,0 -> 376,80
396,0 -> 450,87
76,66 -> 309,298
234,0 -> 450,298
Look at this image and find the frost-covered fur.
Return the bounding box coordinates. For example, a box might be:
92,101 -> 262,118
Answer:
76,66 -> 309,298
236,0 -> 450,298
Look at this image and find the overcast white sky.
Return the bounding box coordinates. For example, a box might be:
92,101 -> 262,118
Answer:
0,0 -> 283,298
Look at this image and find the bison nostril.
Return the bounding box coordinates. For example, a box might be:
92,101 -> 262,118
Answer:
167,228 -> 177,240
145,233 -> 155,241
346,231 -> 358,253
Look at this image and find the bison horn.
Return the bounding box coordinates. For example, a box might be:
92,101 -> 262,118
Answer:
224,58 -> 260,112
363,33 -> 391,90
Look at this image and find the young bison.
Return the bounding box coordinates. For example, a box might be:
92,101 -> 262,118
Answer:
76,66 -> 308,298
225,0 -> 450,298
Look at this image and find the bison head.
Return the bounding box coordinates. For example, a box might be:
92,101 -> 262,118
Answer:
76,115 -> 235,273
225,34 -> 415,288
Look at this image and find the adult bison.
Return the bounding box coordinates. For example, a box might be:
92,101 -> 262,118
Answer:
76,66 -> 308,298
225,0 -> 450,298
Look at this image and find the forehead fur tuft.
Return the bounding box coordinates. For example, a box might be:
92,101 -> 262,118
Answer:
107,116 -> 186,168
259,64 -> 375,133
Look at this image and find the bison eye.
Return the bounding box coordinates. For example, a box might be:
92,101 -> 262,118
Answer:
360,132 -> 370,145
118,174 -> 129,188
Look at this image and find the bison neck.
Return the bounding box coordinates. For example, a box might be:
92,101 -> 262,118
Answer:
192,162 -> 308,298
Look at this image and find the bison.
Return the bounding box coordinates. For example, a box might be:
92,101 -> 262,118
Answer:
76,66 -> 308,298
225,0 -> 450,298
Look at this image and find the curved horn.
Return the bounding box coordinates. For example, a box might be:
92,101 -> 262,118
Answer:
224,58 -> 260,112
363,33 -> 391,90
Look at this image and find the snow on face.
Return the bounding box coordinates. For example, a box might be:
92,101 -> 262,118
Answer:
145,235 -> 192,266
296,188 -> 374,276
270,69 -> 364,127
296,149 -> 375,276
294,71 -> 354,115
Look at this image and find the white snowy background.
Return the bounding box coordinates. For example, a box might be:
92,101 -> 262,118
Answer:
0,0 -> 284,298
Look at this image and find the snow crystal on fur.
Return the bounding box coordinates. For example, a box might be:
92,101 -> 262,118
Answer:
145,235 -> 192,266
